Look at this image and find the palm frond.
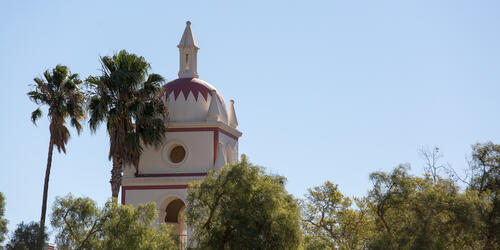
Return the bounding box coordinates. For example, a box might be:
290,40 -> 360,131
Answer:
27,90 -> 44,104
87,50 -> 168,170
29,64 -> 86,151
146,73 -> 165,84
31,108 -> 42,125
33,77 -> 46,88
70,117 -> 82,135
43,70 -> 52,84
88,96 -> 105,132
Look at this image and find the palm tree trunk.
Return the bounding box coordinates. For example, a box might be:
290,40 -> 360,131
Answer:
39,137 -> 54,246
110,156 -> 122,199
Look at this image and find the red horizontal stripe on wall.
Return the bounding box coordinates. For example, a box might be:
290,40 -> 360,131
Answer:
135,172 -> 207,177
123,185 -> 188,190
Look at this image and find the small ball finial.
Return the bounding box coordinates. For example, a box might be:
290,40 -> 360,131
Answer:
186,21 -> 191,25
230,99 -> 235,104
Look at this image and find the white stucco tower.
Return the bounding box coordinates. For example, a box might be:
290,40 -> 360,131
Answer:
121,21 -> 242,244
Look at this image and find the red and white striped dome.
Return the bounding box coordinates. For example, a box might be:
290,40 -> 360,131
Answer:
162,78 -> 228,123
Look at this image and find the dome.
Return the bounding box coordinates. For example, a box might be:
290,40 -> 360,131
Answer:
162,78 -> 228,123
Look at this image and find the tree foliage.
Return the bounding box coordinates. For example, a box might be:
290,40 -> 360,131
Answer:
467,142 -> 500,249
86,50 -> 167,198
100,201 -> 176,249
0,193 -> 7,247
186,155 -> 302,249
301,143 -> 500,249
51,195 -> 103,249
301,181 -> 371,250
50,194 -> 177,250
366,164 -> 483,249
6,222 -> 47,250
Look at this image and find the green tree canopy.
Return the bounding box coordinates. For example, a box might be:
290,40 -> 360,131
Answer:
50,194 -> 177,250
86,50 -> 168,198
366,164 -> 484,249
6,222 -> 48,250
100,201 -> 176,249
301,181 -> 371,250
467,142 -> 500,249
300,143 -> 499,249
186,155 -> 302,250
50,195 -> 103,249
0,192 -> 8,247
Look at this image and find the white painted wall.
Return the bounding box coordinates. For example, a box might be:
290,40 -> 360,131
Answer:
139,131 -> 214,174
126,189 -> 187,209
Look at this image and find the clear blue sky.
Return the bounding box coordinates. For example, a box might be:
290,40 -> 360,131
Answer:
1,0 -> 499,240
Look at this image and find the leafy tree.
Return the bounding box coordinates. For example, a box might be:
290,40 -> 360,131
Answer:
50,194 -> 177,249
6,222 -> 47,250
100,201 -> 176,249
0,193 -> 7,247
301,181 -> 372,250
186,155 -> 302,249
51,195 -> 103,249
86,50 -> 167,198
467,142 -> 500,249
27,64 -> 85,241
366,164 -> 483,249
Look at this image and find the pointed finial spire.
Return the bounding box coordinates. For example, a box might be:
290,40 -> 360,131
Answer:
207,90 -> 221,121
228,99 -> 238,128
178,21 -> 199,49
178,21 -> 199,78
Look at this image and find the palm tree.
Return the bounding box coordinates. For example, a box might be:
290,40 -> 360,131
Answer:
27,65 -> 85,241
87,50 -> 167,199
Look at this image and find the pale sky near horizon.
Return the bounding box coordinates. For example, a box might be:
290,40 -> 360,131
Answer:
1,0 -> 499,241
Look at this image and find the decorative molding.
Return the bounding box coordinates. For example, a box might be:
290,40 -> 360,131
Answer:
167,121 -> 242,138
219,129 -> 239,140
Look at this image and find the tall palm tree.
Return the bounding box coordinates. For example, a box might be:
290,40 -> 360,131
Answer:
87,50 -> 167,199
27,65 -> 85,241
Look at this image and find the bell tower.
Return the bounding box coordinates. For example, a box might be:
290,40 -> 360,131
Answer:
178,21 -> 199,78
121,21 -> 242,249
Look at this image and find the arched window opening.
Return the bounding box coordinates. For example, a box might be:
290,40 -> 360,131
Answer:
165,199 -> 185,223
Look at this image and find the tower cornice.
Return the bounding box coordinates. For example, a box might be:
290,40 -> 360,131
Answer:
167,121 -> 242,139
